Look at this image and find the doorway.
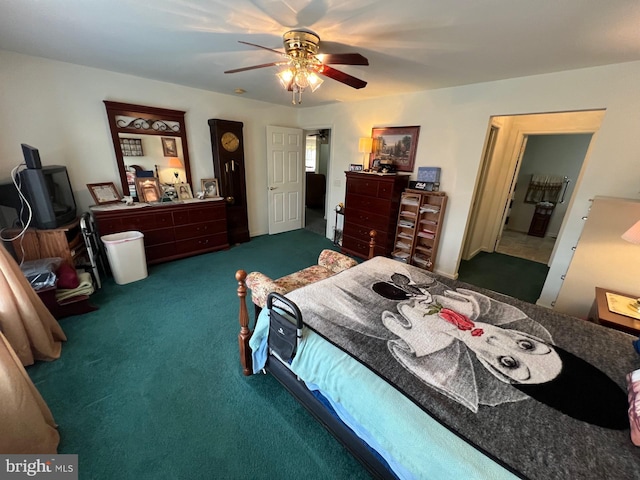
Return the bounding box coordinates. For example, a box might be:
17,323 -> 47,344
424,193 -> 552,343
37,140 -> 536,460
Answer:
304,129 -> 330,236
461,110 -> 605,302
495,133 -> 593,264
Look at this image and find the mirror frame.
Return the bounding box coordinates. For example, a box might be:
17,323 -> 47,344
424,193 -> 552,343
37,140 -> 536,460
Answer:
104,101 -> 192,198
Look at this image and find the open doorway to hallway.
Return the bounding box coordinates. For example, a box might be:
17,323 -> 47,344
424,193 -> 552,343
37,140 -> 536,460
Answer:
463,111 -> 604,262
304,129 -> 330,236
495,133 -> 592,264
460,110 -> 605,304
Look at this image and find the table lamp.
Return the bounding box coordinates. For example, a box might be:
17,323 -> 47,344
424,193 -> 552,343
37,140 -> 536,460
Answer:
167,157 -> 184,183
358,137 -> 373,170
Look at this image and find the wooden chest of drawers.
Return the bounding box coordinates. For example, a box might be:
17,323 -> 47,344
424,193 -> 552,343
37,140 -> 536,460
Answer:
92,199 -> 229,265
341,172 -> 409,259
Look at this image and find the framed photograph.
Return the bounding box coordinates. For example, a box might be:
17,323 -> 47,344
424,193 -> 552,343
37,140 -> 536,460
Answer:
201,178 -> 220,198
349,164 -> 364,171
161,137 -> 178,157
175,182 -> 193,200
87,182 -> 121,205
370,126 -> 421,172
135,177 -> 162,203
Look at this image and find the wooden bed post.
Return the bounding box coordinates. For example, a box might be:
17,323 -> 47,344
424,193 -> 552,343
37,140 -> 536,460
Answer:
236,269 -> 253,376
368,230 -> 377,259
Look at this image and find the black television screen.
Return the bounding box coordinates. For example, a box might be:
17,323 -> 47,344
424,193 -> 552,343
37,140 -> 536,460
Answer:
0,165 -> 77,230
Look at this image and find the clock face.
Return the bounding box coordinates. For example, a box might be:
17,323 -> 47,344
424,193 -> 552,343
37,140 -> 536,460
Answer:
221,132 -> 240,152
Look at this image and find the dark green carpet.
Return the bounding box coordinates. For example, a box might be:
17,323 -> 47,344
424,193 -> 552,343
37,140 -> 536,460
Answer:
457,251 -> 549,304
27,230 -> 371,480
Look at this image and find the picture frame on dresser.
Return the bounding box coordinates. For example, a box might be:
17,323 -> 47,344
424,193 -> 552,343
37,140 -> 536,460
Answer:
87,182 -> 121,205
176,182 -> 193,200
370,126 -> 420,172
201,178 -> 220,198
135,177 -> 162,203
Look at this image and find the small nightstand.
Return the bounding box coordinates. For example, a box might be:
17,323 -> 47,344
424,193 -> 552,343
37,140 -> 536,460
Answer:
590,287 -> 640,335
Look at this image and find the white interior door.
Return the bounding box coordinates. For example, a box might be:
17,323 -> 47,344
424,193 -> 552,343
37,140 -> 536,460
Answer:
266,125 -> 304,234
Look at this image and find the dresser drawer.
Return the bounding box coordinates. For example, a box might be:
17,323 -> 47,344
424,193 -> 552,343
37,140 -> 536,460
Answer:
173,203 -> 224,225
344,208 -> 390,232
174,220 -> 226,241
96,217 -> 123,235
342,235 -> 386,258
376,181 -> 396,199
347,177 -> 380,196
146,243 -> 177,262
120,211 -> 172,231
343,222 -> 390,246
346,194 -> 392,212
175,232 -> 228,254
143,227 -> 175,246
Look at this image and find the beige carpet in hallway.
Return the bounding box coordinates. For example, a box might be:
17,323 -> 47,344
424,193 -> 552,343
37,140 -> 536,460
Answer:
496,230 -> 555,264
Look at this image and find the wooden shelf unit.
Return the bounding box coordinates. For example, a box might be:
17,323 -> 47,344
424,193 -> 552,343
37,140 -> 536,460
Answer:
391,189 -> 447,271
9,217 -> 87,266
92,200 -> 229,265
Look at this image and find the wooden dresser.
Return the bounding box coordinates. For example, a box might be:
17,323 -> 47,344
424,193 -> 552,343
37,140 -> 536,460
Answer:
341,172 -> 409,259
92,199 -> 229,265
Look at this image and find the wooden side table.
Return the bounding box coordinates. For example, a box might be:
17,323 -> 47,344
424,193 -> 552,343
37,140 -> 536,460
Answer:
590,287 -> 640,335
8,218 -> 86,266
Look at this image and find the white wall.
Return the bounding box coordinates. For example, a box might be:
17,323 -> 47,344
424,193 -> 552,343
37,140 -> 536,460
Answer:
0,50 -> 297,236
297,60 -> 640,310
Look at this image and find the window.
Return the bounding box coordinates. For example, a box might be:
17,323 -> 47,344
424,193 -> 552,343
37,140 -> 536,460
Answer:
305,136 -> 317,172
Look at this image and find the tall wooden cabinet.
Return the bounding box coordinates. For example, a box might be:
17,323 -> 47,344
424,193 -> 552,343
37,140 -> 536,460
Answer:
341,172 -> 409,259
92,199 -> 228,265
391,189 -> 447,271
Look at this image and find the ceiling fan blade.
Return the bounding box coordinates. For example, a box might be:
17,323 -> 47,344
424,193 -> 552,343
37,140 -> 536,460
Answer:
238,40 -> 284,56
224,62 -> 285,74
316,65 -> 367,89
318,53 -> 369,66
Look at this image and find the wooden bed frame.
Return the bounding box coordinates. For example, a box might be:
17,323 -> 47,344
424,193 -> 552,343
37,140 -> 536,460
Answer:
234,231 -> 396,478
236,230 -> 377,376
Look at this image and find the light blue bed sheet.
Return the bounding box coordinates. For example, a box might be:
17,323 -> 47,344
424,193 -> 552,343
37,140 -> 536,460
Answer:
250,309 -> 518,480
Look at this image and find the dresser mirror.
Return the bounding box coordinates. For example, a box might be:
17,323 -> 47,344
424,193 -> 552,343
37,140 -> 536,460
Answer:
104,101 -> 192,200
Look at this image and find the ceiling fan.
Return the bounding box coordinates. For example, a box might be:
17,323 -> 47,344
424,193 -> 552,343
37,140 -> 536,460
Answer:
224,29 -> 369,104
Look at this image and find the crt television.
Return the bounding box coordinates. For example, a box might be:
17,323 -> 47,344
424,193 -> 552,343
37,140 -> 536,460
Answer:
0,145 -> 77,229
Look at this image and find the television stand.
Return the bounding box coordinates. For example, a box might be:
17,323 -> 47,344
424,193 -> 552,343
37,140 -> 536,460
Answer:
7,217 -> 87,267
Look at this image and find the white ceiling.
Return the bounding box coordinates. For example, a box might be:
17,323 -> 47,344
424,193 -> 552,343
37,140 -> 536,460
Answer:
2,0 -> 640,108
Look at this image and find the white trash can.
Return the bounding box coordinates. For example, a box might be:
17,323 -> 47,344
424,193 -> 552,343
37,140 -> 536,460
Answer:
101,231 -> 148,285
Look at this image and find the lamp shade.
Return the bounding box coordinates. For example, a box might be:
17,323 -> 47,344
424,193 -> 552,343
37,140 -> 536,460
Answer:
358,137 -> 373,154
622,220 -> 640,245
168,157 -> 183,168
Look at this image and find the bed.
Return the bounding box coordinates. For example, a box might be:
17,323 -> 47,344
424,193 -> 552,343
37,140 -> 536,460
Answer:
235,256 -> 640,479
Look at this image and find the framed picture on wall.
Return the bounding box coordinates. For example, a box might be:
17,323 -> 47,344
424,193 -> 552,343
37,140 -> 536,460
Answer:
161,137 -> 178,157
370,126 -> 420,172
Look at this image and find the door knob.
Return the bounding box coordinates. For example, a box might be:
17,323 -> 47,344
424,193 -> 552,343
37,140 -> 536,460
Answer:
269,186 -> 277,190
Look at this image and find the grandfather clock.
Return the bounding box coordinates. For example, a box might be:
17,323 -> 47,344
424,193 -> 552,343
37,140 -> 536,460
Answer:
208,119 -> 250,244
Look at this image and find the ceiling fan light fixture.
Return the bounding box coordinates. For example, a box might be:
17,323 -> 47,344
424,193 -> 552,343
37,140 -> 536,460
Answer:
277,68 -> 294,88
307,72 -> 323,92
227,28 -> 367,105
